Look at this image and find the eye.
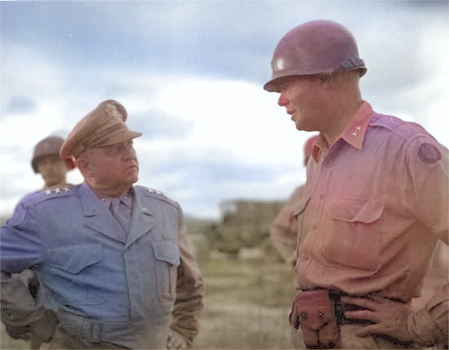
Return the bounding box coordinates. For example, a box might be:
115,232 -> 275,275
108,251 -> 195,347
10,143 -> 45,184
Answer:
319,310 -> 325,319
300,312 -> 308,321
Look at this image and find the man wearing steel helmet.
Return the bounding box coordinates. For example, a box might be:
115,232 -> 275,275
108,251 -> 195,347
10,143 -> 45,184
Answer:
31,136 -> 71,189
1,100 -> 204,349
2,135 -> 72,349
265,20 -> 448,349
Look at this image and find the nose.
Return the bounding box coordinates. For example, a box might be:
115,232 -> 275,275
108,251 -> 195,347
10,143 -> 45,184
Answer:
278,92 -> 288,107
123,142 -> 137,160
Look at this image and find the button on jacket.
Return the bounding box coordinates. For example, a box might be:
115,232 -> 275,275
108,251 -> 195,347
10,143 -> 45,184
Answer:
295,101 -> 448,301
1,182 -> 204,349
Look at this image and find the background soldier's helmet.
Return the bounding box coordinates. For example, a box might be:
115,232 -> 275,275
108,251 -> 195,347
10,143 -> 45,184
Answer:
31,136 -> 65,173
264,20 -> 367,92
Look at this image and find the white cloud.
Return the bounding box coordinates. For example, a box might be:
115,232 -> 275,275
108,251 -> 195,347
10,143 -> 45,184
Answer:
1,1 -> 447,219
155,77 -> 305,162
0,69 -> 307,218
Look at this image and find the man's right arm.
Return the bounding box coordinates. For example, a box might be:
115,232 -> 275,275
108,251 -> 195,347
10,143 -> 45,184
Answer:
2,271 -> 41,337
1,199 -> 58,344
1,271 -> 58,344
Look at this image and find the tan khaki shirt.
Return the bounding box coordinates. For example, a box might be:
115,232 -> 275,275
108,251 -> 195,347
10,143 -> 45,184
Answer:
295,102 -> 448,301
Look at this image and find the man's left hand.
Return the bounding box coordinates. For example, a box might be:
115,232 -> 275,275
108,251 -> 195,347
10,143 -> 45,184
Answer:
340,295 -> 413,343
167,328 -> 188,349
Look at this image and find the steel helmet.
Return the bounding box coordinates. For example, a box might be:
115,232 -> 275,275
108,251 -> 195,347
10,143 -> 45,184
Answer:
31,136 -> 65,173
264,20 -> 366,92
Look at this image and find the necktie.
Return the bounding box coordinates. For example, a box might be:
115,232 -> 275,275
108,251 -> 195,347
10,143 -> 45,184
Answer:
110,197 -> 131,233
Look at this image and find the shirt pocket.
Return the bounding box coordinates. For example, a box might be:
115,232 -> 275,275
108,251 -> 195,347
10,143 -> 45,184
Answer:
321,198 -> 384,272
46,244 -> 106,305
152,241 -> 180,302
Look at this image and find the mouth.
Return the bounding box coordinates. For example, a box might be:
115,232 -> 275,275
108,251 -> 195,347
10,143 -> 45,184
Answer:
287,110 -> 296,121
125,162 -> 139,172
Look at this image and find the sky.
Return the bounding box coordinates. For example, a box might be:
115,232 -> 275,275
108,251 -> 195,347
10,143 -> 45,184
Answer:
1,0 -> 448,219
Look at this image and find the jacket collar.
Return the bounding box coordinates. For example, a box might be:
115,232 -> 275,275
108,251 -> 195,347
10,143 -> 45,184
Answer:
80,183 -> 156,245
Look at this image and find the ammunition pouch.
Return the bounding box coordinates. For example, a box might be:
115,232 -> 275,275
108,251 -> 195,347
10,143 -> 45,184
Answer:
290,289 -> 339,348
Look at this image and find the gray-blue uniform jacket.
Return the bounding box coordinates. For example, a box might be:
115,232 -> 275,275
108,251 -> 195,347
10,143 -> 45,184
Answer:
1,182 -> 204,349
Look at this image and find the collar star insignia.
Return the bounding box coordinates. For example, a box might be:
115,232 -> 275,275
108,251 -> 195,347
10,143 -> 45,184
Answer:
148,188 -> 168,199
352,126 -> 361,136
45,185 -> 72,195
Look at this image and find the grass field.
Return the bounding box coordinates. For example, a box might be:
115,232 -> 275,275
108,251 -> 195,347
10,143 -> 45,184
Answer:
192,251 -> 297,349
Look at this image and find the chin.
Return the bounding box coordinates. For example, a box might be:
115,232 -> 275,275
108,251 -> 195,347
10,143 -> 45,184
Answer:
295,123 -> 308,131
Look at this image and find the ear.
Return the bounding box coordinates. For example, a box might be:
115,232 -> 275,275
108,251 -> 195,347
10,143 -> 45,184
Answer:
76,158 -> 92,178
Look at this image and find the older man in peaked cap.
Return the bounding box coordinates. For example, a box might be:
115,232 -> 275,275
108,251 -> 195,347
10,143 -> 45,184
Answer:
1,100 -> 205,349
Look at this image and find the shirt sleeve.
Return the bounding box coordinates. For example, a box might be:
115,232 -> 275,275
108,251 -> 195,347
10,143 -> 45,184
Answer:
270,203 -> 298,265
1,200 -> 44,273
403,135 -> 449,244
270,185 -> 306,265
170,213 -> 205,346
407,283 -> 448,348
403,134 -> 449,347
1,271 -> 43,327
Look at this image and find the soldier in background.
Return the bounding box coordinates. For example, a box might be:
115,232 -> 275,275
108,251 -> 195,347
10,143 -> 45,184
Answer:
270,135 -> 318,265
1,135 -> 72,349
31,136 -> 71,190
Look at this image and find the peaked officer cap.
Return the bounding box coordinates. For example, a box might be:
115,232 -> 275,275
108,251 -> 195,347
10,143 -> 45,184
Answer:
60,100 -> 142,169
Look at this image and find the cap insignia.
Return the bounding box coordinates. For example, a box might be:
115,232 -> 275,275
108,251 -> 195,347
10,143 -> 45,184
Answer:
105,103 -> 124,121
273,58 -> 285,72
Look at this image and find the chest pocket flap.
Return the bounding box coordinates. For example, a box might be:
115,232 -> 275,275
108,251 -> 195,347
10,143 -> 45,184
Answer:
48,244 -> 102,273
152,241 -> 180,267
327,198 -> 384,224
322,198 -> 384,272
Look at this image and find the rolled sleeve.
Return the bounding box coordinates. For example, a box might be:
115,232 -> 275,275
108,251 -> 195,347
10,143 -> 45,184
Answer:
407,284 -> 448,348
